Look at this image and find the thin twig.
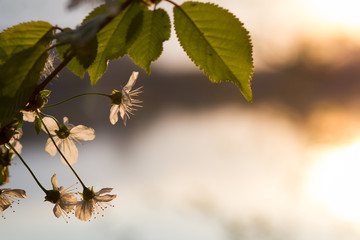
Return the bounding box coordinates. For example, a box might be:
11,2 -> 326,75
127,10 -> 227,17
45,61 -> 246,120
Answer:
6,143 -> 48,193
43,92 -> 110,109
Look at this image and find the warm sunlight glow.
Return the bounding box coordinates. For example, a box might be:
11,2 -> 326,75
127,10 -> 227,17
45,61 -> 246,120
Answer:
304,0 -> 360,29
306,142 -> 360,223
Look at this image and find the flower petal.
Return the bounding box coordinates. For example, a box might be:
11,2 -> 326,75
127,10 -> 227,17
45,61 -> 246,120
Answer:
59,195 -> 77,213
53,204 -> 62,218
11,140 -> 23,157
70,125 -> 95,141
95,188 -> 113,195
63,116 -> 75,129
41,117 -> 58,135
22,111 -> 36,122
124,71 -> 139,92
2,189 -> 27,198
95,194 -> 116,202
51,174 -> 58,190
119,104 -> 126,119
119,104 -> 129,126
0,195 -> 11,211
61,138 -> 78,165
75,200 -> 94,221
63,117 -> 69,125
0,199 -> 11,211
45,137 -> 61,156
60,193 -> 77,205
61,203 -> 76,213
109,105 -> 119,125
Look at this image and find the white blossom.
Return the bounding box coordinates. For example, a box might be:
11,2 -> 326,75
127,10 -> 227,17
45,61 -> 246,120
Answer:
75,187 -> 116,221
42,117 -> 95,165
45,174 -> 77,221
109,71 -> 143,126
22,111 -> 37,122
0,188 -> 26,219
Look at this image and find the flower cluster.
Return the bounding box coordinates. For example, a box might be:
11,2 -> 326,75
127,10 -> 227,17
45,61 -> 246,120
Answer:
45,175 -> 116,222
0,72 -> 140,222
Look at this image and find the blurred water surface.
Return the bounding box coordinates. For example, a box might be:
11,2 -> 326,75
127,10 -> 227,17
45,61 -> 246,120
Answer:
3,102 -> 360,240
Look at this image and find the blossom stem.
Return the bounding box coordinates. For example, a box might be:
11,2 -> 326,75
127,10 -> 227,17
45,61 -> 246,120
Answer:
43,92 -> 111,109
5,143 -> 48,194
38,112 -> 62,129
35,110 -> 87,189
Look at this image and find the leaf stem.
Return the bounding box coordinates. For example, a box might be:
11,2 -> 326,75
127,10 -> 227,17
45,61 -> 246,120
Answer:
164,0 -> 179,7
6,142 -> 48,194
43,92 -> 111,109
53,26 -> 64,32
38,112 -> 62,129
35,110 -> 87,189
46,42 -> 66,52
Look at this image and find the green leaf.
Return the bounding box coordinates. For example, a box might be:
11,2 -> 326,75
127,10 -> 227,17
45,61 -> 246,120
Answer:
0,21 -> 53,66
34,116 -> 42,135
0,48 -> 6,65
82,4 -> 108,23
0,27 -> 54,125
87,2 -> 144,85
57,4 -> 107,79
55,13 -> 107,47
128,8 -> 171,74
76,36 -> 98,69
173,2 -> 254,102
55,12 -> 104,76
56,40 -> 86,79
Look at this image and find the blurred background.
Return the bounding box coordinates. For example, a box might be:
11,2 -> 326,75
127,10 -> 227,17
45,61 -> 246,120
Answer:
1,0 -> 360,239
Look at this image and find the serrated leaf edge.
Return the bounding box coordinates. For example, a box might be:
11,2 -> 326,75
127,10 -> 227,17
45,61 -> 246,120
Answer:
174,2 -> 254,102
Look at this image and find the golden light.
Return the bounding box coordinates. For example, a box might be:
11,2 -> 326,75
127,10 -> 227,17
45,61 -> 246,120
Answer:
304,0 -> 360,29
305,141 -> 360,223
